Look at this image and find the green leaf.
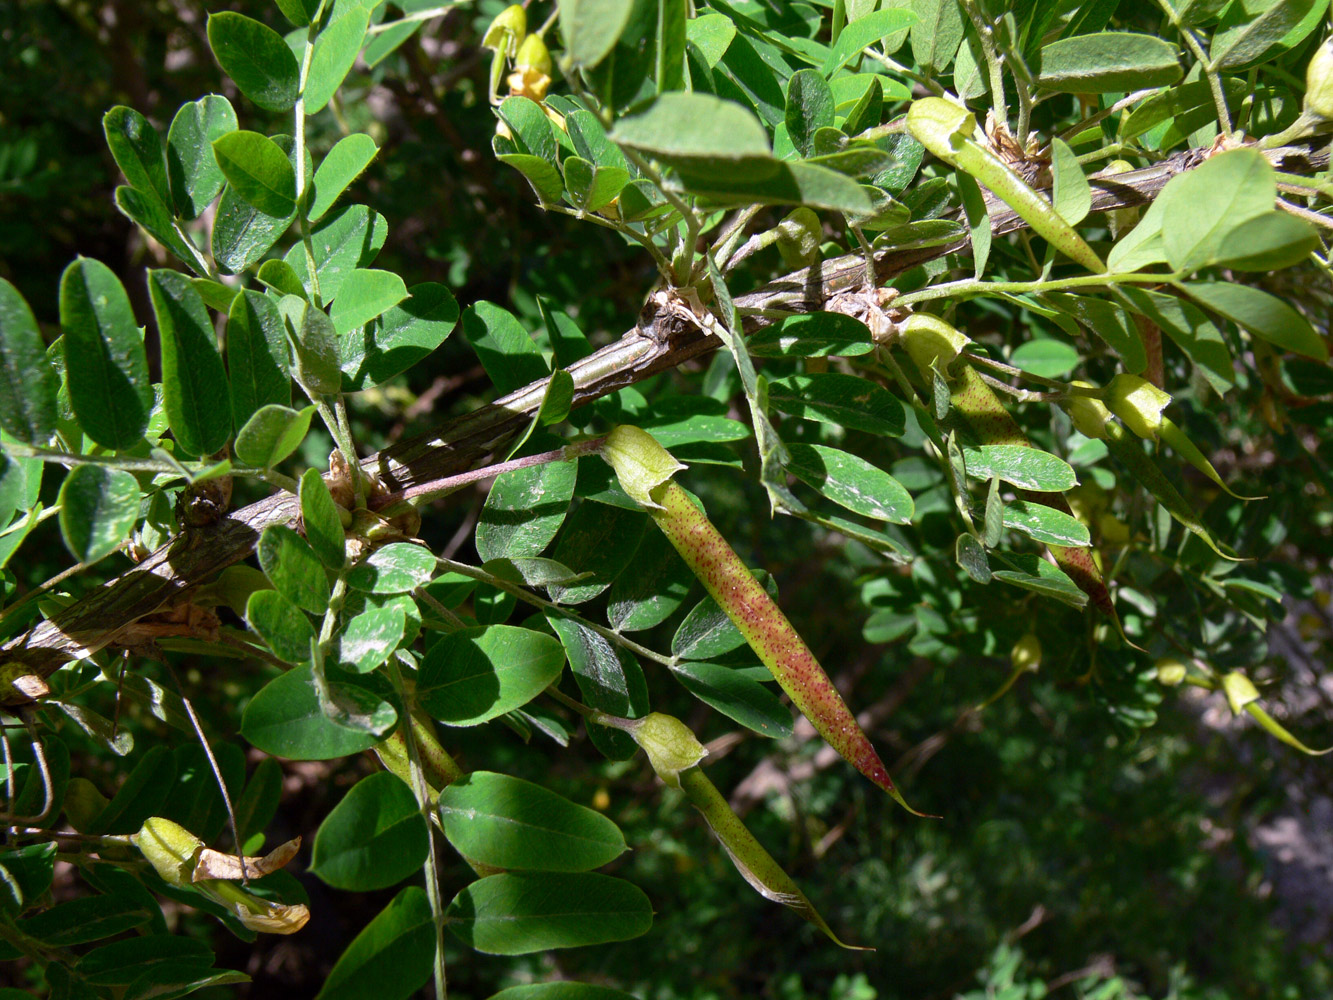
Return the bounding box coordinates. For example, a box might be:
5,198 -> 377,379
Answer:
475,459 -> 577,562
317,888 -> 434,1000
561,157 -> 629,214
58,465 -> 138,564
1208,211 -> 1319,272
286,297 -> 343,396
258,524 -> 331,613
259,258 -> 308,297
955,531 -> 990,583
300,468 -> 345,568
16,894 -> 151,947
606,527 -> 693,632
211,130 -> 297,218
559,0 -> 634,69
309,133 -> 379,222
548,502 -> 647,604
149,269 -> 232,456
167,94 -> 239,219
312,772 -> 428,891
233,404 -> 314,468
0,279 -> 57,444
785,69 -> 834,158
439,771 -> 627,871
1043,293 -> 1146,373
1049,137 -> 1090,225
345,541 -> 436,593
113,185 -> 198,266
1159,148 -> 1274,272
335,605 -> 406,673
341,282 -> 459,392
1010,338 -> 1079,378
1037,32 -> 1182,92
206,12 -> 300,112
767,373 -> 905,435
548,615 -> 649,760
87,745 -> 174,834
446,872 -> 652,954
245,588 -> 316,663
330,269 -> 409,335
786,443 -> 913,522
532,370 -> 573,428
58,259 -> 152,449
497,153 -> 564,205
1182,282 -> 1328,361
687,12 -> 735,67
102,106 -> 171,210
679,159 -> 874,214
961,445 -> 1077,492
75,935 -> 212,986
241,665 -> 383,759
990,552 -> 1089,608
274,0 -> 320,27
670,660 -> 793,738
303,4 -> 370,113
488,986 -> 640,1000
1115,287 -> 1234,392
418,625 -> 566,726
1211,0 -> 1318,69
286,204 -> 389,301
748,312 -> 875,357
1002,499 -> 1091,547
672,593 -> 747,660
612,92 -> 771,171
462,302 -> 550,395
822,8 -> 918,76
497,97 -> 558,164
227,290 -> 290,428
910,0 -> 965,73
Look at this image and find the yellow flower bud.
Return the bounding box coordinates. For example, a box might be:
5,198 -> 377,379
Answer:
514,33 -> 551,75
1104,373 -> 1171,441
482,5 -> 526,56
1153,657 -> 1188,686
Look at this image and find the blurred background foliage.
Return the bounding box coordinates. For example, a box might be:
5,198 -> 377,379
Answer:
3,1 -> 1333,998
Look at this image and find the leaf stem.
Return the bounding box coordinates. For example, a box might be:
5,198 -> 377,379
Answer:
895,269 -> 1179,307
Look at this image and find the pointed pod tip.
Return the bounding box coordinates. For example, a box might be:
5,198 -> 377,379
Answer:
883,782 -> 939,819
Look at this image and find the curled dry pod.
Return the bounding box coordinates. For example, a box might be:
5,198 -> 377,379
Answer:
600,427 -> 925,815
904,98 -> 1106,273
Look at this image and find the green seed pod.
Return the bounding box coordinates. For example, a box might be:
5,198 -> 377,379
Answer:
136,816 -> 203,887
1222,670 -> 1260,716
1153,657 -> 1188,686
1010,633 -> 1042,672
775,207 -> 822,268
1104,373 -> 1170,441
482,4 -> 526,55
1063,381 -> 1111,440
622,712 -> 708,789
1305,38 -> 1333,120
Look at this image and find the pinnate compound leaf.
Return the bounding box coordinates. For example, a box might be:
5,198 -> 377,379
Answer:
747,312 -> 875,357
335,606 -> 405,673
821,8 -> 918,76
242,665 -> 383,760
670,661 -> 793,738
113,185 -> 199,266
767,373 -> 905,435
233,404 -> 314,468
1037,32 -> 1182,92
607,527 -> 693,632
990,552 -> 1089,608
211,130 -> 297,218
212,135 -> 305,274
258,524 -> 330,613
446,872 -> 652,954
786,443 -> 913,522
207,12 -> 300,112
0,278 -> 58,444
102,107 -> 171,209
418,625 -> 565,726
303,5 -> 370,113
558,0 -> 634,69
316,888 -> 434,1000
548,502 -> 647,604
1159,148 -> 1274,272
58,466 -> 139,564
228,289 -> 290,428
961,445 -> 1077,492
59,259 -> 152,450
245,589 -> 316,664
287,204 -> 388,301
167,94 -> 238,218
438,771 -> 627,871
311,772 -> 428,891
475,459 -> 577,562
548,615 -> 649,760
1210,0 -> 1318,69
329,269 -> 409,335
149,270 -> 232,456
1183,282 -> 1327,361
345,542 -> 436,594
310,133 -> 379,222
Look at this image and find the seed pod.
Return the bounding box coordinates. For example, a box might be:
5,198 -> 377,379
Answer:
905,98 -> 1106,273
600,427 -> 923,814
1104,373 -> 1170,441
1062,381 -> 1110,440
597,711 -> 708,789
1306,38 -> 1333,120
136,816 -> 203,887
481,4 -> 526,55
1153,657 -> 1188,686
1010,633 -> 1042,672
